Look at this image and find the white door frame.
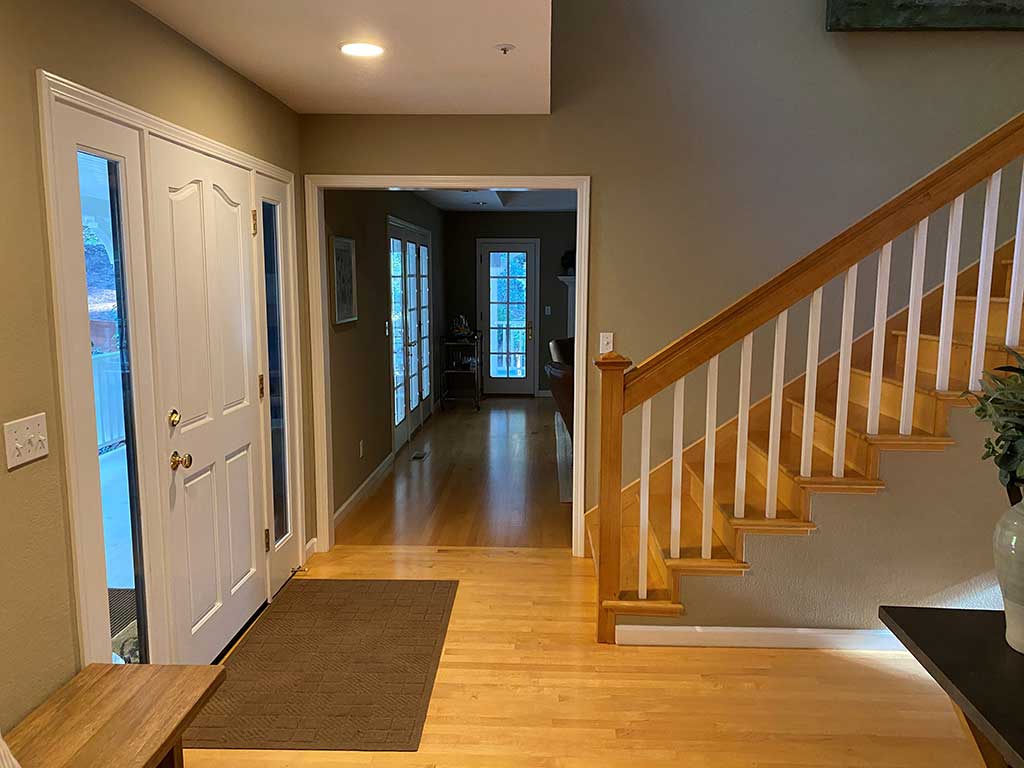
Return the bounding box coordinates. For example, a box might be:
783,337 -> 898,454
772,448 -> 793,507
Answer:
476,238 -> 541,396
386,216 -> 434,453
37,71 -> 306,664
305,175 -> 592,557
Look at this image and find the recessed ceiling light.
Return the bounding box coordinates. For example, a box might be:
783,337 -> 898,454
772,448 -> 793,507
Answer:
340,42 -> 384,57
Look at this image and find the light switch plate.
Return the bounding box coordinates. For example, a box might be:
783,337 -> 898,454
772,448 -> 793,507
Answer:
545,305 -> 552,316
599,332 -> 614,354
5,412 -> 49,470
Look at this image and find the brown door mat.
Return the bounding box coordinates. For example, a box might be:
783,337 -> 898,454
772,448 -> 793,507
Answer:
183,579 -> 457,752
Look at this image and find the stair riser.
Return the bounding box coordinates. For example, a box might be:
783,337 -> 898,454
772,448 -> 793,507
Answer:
895,333 -> 1017,385
786,400 -> 879,479
846,367 -> 940,434
682,464 -> 742,560
953,299 -> 1021,342
743,439 -> 808,519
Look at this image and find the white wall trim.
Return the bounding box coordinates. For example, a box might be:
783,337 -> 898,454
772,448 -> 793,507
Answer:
305,538 -> 318,556
616,624 -> 903,651
37,70 -> 304,665
333,453 -> 395,524
305,175 -> 592,556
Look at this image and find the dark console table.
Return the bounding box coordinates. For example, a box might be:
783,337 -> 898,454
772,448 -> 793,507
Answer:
880,606 -> 1023,768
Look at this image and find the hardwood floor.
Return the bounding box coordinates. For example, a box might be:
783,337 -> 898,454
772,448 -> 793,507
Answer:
186,546 -> 979,767
334,397 -> 571,548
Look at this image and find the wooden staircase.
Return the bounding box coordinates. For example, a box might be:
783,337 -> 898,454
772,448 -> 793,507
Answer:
590,111 -> 1024,642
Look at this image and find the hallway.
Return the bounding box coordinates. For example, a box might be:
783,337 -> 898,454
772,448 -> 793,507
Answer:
334,397 -> 571,548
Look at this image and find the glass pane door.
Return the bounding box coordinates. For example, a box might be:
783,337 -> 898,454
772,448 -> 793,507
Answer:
79,150 -> 147,664
406,242 -> 420,412
479,241 -> 537,396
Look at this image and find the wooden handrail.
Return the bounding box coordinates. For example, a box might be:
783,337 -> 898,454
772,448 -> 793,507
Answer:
622,110 -> 1024,413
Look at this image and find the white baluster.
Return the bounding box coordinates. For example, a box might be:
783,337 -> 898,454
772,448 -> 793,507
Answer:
867,244 -> 891,435
936,196 -> 964,391
765,311 -> 788,519
833,265 -> 858,476
900,220 -> 928,435
670,378 -> 684,560
702,357 -> 718,559
734,334 -> 753,518
801,288 -> 823,476
971,170 -> 1003,390
1006,165 -> 1024,347
639,398 -> 651,599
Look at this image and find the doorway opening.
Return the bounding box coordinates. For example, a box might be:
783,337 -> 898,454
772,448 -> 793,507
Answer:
306,179 -> 590,554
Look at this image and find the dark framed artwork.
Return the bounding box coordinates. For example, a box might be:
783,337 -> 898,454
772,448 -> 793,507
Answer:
331,236 -> 357,325
827,0 -> 1024,30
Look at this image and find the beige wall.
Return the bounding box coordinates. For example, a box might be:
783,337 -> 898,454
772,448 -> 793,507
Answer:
323,191 -> 444,509
0,0 -> 302,731
442,210 -> 577,390
300,0 -> 1024,507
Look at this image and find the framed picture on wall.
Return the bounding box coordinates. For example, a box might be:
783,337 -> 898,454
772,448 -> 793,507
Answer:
331,236 -> 357,325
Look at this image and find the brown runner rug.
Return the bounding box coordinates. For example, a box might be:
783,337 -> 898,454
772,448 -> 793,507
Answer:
183,579 -> 457,751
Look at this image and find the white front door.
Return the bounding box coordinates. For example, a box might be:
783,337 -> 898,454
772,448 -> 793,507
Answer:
148,137 -> 267,663
477,239 -> 540,395
255,175 -> 300,597
388,219 -> 433,452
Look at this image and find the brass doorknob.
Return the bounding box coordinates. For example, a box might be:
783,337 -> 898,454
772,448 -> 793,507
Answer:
170,451 -> 193,471
168,408 -> 181,427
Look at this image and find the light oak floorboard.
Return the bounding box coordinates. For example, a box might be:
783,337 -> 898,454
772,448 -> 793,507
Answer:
187,546 -> 978,767
334,397 -> 571,548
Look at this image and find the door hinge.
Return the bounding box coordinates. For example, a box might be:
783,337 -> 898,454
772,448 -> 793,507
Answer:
251,209 -> 258,237
264,528 -> 271,553
258,373 -> 265,400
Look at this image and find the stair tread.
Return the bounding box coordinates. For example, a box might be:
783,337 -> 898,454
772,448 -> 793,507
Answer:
795,379 -> 942,440
890,328 -> 1019,352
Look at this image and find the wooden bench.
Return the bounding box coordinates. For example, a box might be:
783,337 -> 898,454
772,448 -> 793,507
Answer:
7,663 -> 224,768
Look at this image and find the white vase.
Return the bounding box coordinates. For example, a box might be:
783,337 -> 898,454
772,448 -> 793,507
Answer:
993,501 -> 1024,653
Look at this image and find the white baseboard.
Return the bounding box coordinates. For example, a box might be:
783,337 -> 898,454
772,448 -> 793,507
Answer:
536,389 -> 553,398
304,537 -> 317,556
333,453 -> 395,524
616,624 -> 902,651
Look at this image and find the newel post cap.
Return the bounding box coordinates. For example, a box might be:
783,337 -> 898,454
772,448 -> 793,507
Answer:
594,351 -> 632,371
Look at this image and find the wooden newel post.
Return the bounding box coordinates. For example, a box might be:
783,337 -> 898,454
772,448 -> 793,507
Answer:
595,350 -> 631,643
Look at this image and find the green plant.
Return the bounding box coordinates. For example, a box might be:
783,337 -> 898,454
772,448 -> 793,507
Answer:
971,350 -> 1024,505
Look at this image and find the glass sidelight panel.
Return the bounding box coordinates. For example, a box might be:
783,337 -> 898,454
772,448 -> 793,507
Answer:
419,244 -> 430,401
390,238 -> 406,426
261,202 -> 289,544
78,150 -> 147,664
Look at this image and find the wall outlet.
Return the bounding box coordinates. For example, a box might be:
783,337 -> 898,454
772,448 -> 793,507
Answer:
4,412 -> 49,470
359,439 -> 365,459
599,332 -> 614,354
545,305 -> 552,316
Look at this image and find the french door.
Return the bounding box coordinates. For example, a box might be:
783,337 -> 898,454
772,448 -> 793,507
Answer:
388,219 -> 433,452
477,239 -> 540,395
148,137 -> 268,664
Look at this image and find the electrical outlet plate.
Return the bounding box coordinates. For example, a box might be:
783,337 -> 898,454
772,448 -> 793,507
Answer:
599,332 -> 614,354
4,412 -> 49,470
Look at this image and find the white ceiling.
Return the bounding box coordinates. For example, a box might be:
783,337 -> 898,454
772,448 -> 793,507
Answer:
413,189 -> 577,212
131,0 -> 551,114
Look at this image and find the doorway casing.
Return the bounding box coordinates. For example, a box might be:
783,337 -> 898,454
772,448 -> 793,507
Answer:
305,175 -> 591,557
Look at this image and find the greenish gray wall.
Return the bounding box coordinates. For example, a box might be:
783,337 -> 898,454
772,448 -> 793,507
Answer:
442,210 -> 577,390
299,0 -> 1024,509
0,0 -> 302,731
323,191 -> 444,509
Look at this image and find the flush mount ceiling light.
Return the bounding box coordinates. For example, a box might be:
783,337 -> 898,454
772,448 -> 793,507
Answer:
340,42 -> 384,57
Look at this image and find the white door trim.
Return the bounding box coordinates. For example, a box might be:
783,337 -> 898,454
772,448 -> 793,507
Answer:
305,175 -> 592,557
37,70 -> 305,664
476,238 -> 541,396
